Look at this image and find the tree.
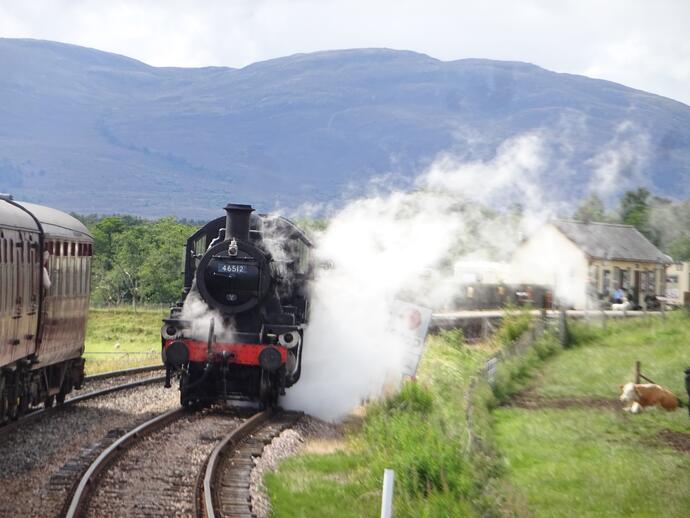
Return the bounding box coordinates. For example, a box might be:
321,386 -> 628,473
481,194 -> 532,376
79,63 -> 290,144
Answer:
574,194 -> 606,222
86,215 -> 195,306
618,188 -> 656,242
669,235 -> 690,261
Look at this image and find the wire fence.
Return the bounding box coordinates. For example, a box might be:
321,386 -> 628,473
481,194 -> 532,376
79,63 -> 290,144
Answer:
464,316 -> 552,455
89,302 -> 171,313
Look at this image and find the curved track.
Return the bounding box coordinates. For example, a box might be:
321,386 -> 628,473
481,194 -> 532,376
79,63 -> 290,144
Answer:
0,365 -> 165,434
65,406 -> 188,517
62,405 -> 302,518
198,409 -> 302,518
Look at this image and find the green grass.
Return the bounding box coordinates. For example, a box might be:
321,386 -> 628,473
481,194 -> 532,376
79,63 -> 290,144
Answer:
492,313 -> 690,517
538,313 -> 690,398
84,307 -> 167,374
266,329 -> 498,517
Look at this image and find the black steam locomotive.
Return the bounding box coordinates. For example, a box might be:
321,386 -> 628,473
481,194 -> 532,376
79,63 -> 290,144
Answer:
161,204 -> 312,407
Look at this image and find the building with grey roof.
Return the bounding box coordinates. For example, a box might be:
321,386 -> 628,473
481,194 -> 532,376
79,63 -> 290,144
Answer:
512,220 -> 671,309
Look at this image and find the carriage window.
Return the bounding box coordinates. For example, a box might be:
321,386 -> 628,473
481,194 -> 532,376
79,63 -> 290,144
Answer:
71,242 -> 76,256
46,241 -> 53,255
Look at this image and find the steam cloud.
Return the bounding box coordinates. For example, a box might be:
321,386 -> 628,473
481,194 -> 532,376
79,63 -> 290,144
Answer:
283,134 -> 551,420
181,288 -> 236,342
282,128 -> 653,421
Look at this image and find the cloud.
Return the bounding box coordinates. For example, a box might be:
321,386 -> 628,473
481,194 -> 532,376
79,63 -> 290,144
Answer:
0,0 -> 688,104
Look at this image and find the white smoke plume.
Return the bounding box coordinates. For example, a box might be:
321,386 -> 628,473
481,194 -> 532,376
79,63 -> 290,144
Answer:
283,121 -> 659,420
180,288 -> 235,342
586,121 -> 651,201
282,133 -> 566,421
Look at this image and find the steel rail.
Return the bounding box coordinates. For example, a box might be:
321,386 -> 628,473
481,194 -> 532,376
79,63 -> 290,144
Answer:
84,364 -> 164,382
1,374 -> 166,434
198,408 -> 275,518
65,406 -> 187,518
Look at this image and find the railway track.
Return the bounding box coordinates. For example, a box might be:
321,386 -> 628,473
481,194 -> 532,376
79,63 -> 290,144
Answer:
198,409 -> 302,518
0,364 -> 165,434
61,405 -> 301,518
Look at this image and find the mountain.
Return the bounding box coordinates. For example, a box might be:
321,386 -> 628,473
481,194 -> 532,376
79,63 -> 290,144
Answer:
1,38 -> 689,217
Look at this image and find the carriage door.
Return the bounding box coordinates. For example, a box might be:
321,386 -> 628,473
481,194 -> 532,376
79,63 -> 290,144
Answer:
10,236 -> 22,361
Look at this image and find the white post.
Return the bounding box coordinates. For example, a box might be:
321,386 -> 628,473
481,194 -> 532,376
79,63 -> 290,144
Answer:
381,469 -> 395,518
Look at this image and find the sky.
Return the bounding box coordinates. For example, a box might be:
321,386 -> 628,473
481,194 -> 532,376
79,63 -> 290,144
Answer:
0,0 -> 689,105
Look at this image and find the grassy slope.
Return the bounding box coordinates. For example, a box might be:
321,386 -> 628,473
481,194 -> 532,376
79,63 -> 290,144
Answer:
265,330 -> 497,517
493,313 -> 690,517
83,307 -> 167,374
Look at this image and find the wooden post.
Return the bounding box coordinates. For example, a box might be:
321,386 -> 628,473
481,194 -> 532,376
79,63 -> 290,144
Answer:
661,300 -> 666,320
635,361 -> 641,384
558,309 -> 569,348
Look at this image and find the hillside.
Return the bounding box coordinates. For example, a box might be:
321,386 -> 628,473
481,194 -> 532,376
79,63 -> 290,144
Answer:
1,38 -> 690,217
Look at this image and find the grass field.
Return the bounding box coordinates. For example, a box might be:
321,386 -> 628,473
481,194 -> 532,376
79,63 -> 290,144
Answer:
83,307 -> 167,374
265,330 -> 498,517
493,313 -> 690,517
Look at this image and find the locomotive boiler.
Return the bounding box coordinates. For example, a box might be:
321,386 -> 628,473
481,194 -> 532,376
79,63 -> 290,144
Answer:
161,203 -> 312,407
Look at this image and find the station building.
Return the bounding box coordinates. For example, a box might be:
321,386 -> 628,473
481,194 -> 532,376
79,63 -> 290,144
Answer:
511,220 -> 672,309
665,262 -> 690,307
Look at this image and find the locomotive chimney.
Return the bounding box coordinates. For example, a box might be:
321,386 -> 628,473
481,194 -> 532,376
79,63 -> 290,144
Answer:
224,203 -> 254,242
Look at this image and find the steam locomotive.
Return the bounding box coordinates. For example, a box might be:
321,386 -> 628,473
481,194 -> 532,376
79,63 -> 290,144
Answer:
161,204 -> 312,407
0,196 -> 93,423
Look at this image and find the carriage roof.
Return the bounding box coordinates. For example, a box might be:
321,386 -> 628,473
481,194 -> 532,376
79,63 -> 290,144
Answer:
18,202 -> 93,241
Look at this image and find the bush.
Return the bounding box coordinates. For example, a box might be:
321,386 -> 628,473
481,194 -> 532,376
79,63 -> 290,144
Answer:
493,308 -> 532,346
437,327 -> 465,349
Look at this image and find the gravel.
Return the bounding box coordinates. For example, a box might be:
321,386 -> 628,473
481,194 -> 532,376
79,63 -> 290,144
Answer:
250,415 -> 342,518
0,383 -> 179,518
85,408 -> 241,518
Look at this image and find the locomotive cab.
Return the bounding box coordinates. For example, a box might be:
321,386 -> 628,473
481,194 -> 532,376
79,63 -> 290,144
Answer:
162,203 -> 312,408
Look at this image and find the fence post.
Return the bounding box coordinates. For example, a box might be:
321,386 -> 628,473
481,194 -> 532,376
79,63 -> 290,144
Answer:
381,469 -> 395,518
661,301 -> 666,320
558,309 -> 570,347
481,317 -> 489,341
635,361 -> 641,384
684,367 -> 690,417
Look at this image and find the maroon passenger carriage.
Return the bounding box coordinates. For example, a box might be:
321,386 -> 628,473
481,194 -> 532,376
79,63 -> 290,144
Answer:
0,195 -> 93,423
